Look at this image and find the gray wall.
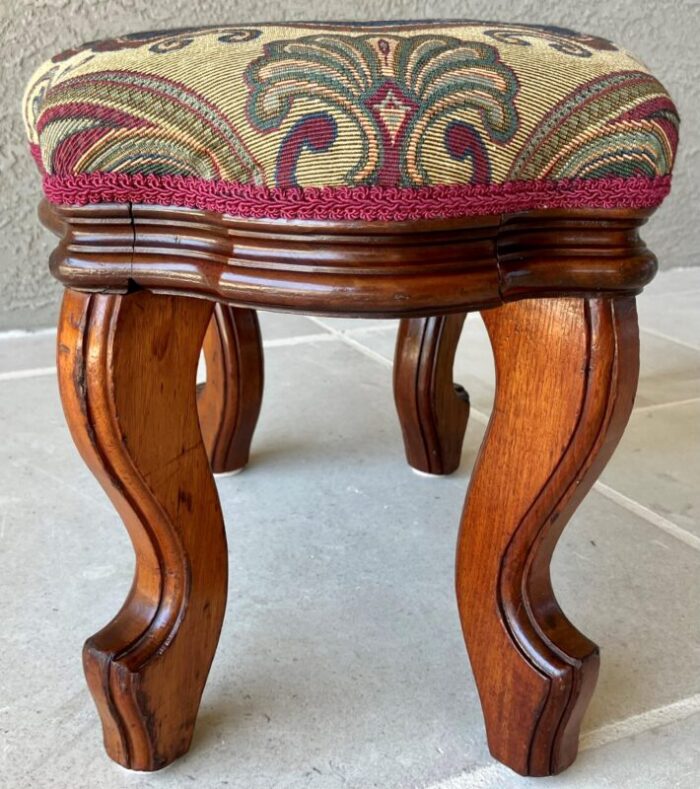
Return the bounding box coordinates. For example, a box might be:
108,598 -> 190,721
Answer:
2,0 -> 697,330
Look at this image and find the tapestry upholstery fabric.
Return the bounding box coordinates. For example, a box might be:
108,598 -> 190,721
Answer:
23,21 -> 680,221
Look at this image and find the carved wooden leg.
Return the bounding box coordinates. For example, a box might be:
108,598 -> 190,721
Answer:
57,288 -> 227,771
457,296 -> 639,776
197,304 -> 264,475
393,314 -> 470,475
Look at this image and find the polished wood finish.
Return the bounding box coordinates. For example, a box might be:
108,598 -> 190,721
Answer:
394,314 -> 470,474
198,305 -> 468,476
457,296 -> 639,776
41,201 -> 656,316
45,198 -> 655,777
197,304 -> 264,474
57,289 -> 227,770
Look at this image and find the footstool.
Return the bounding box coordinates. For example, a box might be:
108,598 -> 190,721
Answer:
24,21 -> 679,776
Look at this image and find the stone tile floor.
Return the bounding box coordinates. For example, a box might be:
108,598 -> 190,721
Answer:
0,269 -> 698,788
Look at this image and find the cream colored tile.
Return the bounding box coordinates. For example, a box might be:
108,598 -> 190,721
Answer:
635,330 -> 700,408
434,710 -> 700,788
257,309 -> 330,340
1,308 -> 698,788
342,313 -> 700,415
637,290 -> 700,350
601,401 -> 700,537
0,328 -> 56,374
333,315 -> 497,417
552,491 -> 700,732
309,315 -> 391,333
643,267 -> 700,296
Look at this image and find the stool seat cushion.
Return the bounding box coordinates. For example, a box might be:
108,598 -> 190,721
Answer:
24,21 -> 679,221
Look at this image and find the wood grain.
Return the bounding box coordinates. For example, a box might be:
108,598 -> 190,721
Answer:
393,314 -> 470,474
41,201 -> 656,316
57,288 -> 227,770
197,304 -> 264,474
44,197 -> 655,776
457,296 -> 639,776
199,307 -> 468,477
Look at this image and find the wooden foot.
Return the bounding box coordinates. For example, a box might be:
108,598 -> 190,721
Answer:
393,314 -> 470,474
457,297 -> 639,776
197,305 -> 264,474
57,289 -> 228,771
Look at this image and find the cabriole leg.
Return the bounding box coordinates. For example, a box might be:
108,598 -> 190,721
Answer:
457,296 -> 639,776
57,288 -> 228,770
393,314 -> 470,475
197,304 -> 264,475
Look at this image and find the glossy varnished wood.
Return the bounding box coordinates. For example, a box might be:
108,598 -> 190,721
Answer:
457,296 -> 639,775
198,307 -> 464,476
41,201 -> 657,316
197,304 -> 264,474
45,198 -> 655,777
393,314 -> 470,474
57,289 -> 227,770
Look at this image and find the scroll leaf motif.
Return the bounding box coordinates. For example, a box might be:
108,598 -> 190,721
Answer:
245,34 -> 520,187
36,71 -> 263,182
509,72 -> 680,180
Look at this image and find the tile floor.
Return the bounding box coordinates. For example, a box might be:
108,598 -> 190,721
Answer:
0,269 -> 698,788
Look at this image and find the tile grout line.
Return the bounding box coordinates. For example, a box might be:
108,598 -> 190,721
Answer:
579,693 -> 700,751
448,405 -> 700,553
1,306 -> 697,350
307,316 -> 397,368
425,694 -> 700,788
3,340 -> 698,425
263,332 -> 336,348
634,396 -> 700,414
337,334 -> 396,367
0,333 -> 340,382
593,482 -> 700,552
0,366 -> 57,382
340,323 -> 398,336
2,299 -> 698,785
321,323 -> 698,419
0,321 -> 393,343
0,327 -> 57,341
4,315 -> 697,557
640,326 -> 700,353
331,330 -> 700,554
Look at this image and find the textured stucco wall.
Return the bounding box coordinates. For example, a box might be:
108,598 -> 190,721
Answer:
1,0 -> 697,330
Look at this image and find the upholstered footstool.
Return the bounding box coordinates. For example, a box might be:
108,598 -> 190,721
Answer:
24,21 -> 679,777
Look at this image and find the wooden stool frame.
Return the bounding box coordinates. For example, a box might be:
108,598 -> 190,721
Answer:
43,199 -> 654,776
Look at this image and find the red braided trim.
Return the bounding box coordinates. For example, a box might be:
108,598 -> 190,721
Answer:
40,170 -> 672,221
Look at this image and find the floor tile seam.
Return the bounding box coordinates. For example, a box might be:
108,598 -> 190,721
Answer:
424,694 -> 700,788
0,327 -> 57,341
0,366 -> 56,382
640,326 -> 700,353
0,333 -> 344,381
318,322 -> 397,337
263,332 -> 337,348
307,316 -> 397,369
633,397 -> 700,413
323,323 -> 700,418
6,323 -> 696,558
594,482 -> 700,552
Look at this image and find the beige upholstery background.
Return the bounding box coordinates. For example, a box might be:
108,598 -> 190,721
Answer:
2,0 -> 697,329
